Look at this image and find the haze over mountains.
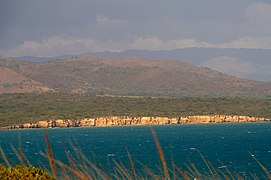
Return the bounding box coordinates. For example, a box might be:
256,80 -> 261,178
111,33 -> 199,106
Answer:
15,48 -> 271,82
1,56 -> 270,97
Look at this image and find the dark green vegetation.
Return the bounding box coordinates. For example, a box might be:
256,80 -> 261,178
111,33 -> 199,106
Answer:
0,164 -> 54,179
1,93 -> 271,127
1,56 -> 271,96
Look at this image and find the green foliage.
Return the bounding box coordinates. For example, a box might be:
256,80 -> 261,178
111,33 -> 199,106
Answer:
0,164 -> 54,179
0,93 -> 271,127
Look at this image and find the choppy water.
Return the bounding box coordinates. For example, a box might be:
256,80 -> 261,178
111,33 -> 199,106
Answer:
0,123 -> 271,177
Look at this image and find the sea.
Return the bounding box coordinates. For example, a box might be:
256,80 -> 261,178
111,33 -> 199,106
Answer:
0,122 -> 271,178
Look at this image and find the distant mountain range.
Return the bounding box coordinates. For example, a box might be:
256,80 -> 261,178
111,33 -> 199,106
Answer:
1,56 -> 270,97
15,48 -> 271,82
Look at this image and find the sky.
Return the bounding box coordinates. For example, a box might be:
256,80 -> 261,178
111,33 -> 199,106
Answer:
0,0 -> 271,57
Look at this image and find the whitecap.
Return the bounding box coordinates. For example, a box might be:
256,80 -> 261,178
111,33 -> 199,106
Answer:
108,154 -> 116,157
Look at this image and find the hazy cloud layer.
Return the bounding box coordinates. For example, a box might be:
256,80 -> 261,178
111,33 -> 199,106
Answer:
201,56 -> 271,80
201,56 -> 257,77
0,0 -> 271,57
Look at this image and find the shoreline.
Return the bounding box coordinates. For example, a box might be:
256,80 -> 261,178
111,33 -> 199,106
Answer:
2,115 -> 271,130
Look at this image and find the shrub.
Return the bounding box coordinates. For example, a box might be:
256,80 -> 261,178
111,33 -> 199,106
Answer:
0,164 -> 55,180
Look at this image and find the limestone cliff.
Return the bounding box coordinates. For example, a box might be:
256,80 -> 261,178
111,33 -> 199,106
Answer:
4,115 -> 271,130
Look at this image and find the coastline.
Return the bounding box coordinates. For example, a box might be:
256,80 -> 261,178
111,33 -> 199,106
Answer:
2,115 -> 271,130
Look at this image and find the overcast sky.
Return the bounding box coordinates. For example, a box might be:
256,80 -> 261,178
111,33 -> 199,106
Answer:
0,0 -> 271,57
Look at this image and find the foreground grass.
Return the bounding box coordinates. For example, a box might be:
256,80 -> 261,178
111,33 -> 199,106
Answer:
1,93 -> 271,127
0,129 -> 271,179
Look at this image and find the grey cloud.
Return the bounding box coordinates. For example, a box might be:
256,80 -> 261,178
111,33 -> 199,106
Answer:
244,3 -> 271,36
0,0 -> 271,55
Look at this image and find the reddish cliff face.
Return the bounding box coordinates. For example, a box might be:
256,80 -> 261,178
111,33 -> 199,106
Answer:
3,115 -> 271,130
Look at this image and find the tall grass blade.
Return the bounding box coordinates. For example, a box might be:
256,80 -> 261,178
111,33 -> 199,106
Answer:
236,173 -> 243,179
40,151 -> 88,180
0,146 -> 11,167
249,152 -> 271,179
55,156 -> 88,179
76,149 -> 110,179
113,160 -> 132,180
90,150 -> 108,176
66,151 -> 77,170
215,169 -> 229,180
43,128 -> 56,178
17,134 -> 31,166
197,149 -> 214,177
188,161 -> 202,178
173,163 -> 191,179
184,163 -> 197,178
218,160 -> 234,180
207,160 -> 219,178
249,172 -> 259,180
150,127 -> 170,180
127,149 -> 137,180
170,151 -> 178,180
10,144 -> 24,166
137,160 -> 160,179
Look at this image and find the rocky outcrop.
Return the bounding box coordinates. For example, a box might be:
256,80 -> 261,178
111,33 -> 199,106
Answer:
80,118 -> 95,127
3,115 -> 271,130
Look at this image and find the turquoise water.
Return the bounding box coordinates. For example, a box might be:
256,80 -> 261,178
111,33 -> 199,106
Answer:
1,123 -> 271,177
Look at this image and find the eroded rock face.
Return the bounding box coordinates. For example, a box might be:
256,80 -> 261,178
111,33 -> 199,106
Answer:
80,118 -> 95,127
4,115 -> 271,130
55,119 -> 75,127
37,121 -> 49,128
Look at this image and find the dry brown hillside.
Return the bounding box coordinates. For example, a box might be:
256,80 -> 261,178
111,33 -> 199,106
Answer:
0,56 -> 270,96
0,66 -> 52,93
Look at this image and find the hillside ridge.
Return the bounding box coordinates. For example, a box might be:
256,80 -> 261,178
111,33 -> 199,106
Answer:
0,56 -> 270,96
0,66 -> 53,93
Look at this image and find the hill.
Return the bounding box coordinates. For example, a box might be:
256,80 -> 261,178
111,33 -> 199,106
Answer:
0,56 -> 270,96
0,66 -> 52,93
83,48 -> 271,81
16,48 -> 271,81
